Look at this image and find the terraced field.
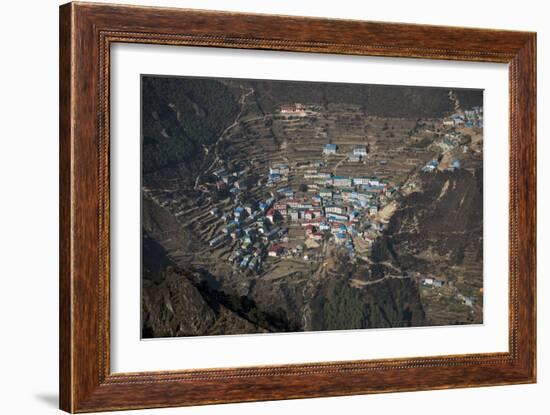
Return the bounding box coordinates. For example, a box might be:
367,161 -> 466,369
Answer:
141,76 -> 484,337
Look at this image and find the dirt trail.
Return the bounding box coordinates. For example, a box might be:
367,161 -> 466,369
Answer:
194,87 -> 255,189
350,274 -> 413,288
331,155 -> 349,175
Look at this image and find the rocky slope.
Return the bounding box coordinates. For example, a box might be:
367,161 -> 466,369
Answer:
377,168 -> 484,324
142,268 -> 268,338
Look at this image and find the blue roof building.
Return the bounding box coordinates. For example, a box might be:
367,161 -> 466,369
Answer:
323,143 -> 337,155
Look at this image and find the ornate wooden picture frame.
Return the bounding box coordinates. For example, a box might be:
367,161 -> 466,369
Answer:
59,2 -> 536,412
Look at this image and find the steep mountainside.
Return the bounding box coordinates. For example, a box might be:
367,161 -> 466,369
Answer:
373,169 -> 483,324
142,268 -> 268,338
142,189 -> 427,336
142,76 -> 239,173
381,169 -> 483,274
236,79 -> 482,118
142,241 -> 426,337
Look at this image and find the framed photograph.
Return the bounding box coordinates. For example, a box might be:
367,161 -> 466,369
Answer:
59,2 -> 536,412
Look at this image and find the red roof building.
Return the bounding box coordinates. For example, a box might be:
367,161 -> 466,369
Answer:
268,244 -> 284,257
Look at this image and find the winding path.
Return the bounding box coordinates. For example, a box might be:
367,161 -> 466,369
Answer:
194,86 -> 255,189
351,274 -> 413,288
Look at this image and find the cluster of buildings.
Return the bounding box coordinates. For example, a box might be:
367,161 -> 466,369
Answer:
422,113 -> 477,173
203,104 -> 478,276
211,166 -> 251,196
440,130 -> 462,150
422,158 -> 461,173
206,158 -> 397,273
443,106 -> 483,129
269,166 -> 394,256
422,159 -> 440,172
322,143 -> 369,163
266,163 -> 290,188
278,103 -> 320,117
422,276 -> 445,288
209,195 -> 288,273
271,193 -> 382,255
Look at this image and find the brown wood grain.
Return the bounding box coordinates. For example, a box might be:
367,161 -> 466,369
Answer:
59,2 -> 537,412
59,3 -> 73,411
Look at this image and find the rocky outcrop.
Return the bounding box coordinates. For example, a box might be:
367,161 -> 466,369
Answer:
142,268 -> 267,338
384,169 -> 483,274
